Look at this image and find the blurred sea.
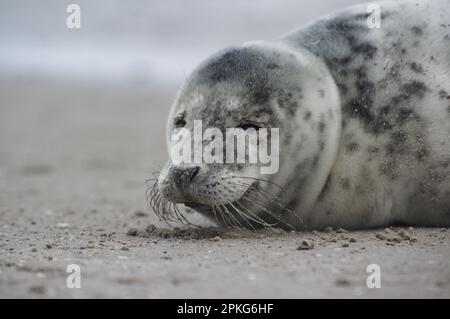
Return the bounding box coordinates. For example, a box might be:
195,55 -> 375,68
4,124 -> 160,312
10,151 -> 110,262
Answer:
0,0 -> 363,88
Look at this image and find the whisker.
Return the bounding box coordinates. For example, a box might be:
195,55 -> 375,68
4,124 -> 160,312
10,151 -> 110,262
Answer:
240,193 -> 296,230
214,201 -> 233,228
221,183 -> 277,229
218,199 -> 245,229
232,200 -> 277,228
227,201 -> 258,230
234,180 -> 299,220
228,180 -> 300,229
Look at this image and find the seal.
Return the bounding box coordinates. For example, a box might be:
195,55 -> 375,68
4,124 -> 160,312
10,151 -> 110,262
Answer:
150,0 -> 450,230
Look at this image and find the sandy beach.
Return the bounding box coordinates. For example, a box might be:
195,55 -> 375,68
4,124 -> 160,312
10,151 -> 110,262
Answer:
0,80 -> 449,298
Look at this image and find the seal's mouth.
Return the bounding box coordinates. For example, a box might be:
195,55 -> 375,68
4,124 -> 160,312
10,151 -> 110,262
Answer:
182,181 -> 257,214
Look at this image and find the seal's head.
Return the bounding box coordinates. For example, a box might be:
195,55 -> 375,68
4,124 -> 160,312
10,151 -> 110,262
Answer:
152,41 -> 341,229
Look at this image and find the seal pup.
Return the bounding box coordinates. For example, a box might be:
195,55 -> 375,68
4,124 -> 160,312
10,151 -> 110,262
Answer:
151,0 -> 450,230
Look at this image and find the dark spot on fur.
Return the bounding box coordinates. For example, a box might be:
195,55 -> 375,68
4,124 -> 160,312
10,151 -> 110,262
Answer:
409,62 -> 424,73
325,16 -> 377,60
416,145 -> 429,162
401,81 -> 429,98
411,26 -> 424,36
343,66 -> 377,130
367,145 -> 380,153
340,178 -> 351,190
440,160 -> 450,168
396,107 -> 419,124
318,119 -> 326,133
277,91 -> 299,116
345,142 -> 360,153
319,141 -> 325,151
304,111 -> 312,121
354,42 -> 378,60
346,99 -> 373,126
386,130 -> 408,154
267,63 -> 280,70
372,105 -> 394,132
379,160 -> 398,180
251,87 -> 272,106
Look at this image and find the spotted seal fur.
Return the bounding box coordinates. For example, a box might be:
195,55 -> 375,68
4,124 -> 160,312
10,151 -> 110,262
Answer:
152,0 -> 450,230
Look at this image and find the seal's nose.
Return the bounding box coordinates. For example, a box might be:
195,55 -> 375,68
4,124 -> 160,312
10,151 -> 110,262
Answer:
172,165 -> 200,189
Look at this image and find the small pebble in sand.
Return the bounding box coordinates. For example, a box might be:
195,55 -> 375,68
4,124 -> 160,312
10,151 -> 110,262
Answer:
397,230 -> 416,242
45,244 -> 52,249
335,278 -> 351,286
297,240 -> 314,250
336,228 -> 347,234
386,242 -> 395,246
213,236 -> 221,242
133,210 -> 148,217
375,233 -> 386,240
29,285 -> 46,294
349,238 -> 357,243
120,246 -> 129,251
341,243 -> 349,248
126,228 -> 139,236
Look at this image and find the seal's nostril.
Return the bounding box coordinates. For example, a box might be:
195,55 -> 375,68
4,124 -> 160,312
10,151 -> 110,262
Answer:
172,165 -> 200,189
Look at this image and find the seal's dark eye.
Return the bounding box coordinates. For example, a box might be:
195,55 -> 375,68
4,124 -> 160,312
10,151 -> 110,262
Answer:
174,118 -> 186,128
237,122 -> 261,130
